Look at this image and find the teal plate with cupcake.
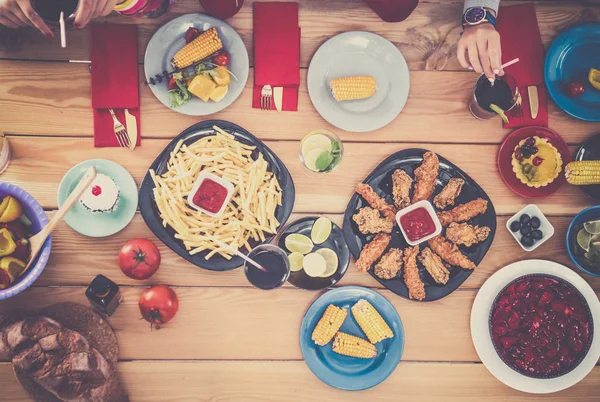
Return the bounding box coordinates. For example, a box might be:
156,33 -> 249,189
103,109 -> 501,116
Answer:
58,159 -> 138,237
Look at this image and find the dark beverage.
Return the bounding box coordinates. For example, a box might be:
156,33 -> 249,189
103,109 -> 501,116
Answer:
244,245 -> 290,290
365,0 -> 418,23
31,0 -> 79,22
469,74 -> 518,120
199,0 -> 244,20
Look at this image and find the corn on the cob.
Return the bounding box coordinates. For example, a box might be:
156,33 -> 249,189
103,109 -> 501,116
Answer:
172,27 -> 223,69
351,299 -> 393,344
565,161 -> 600,185
332,332 -> 377,358
311,305 -> 347,346
329,76 -> 377,102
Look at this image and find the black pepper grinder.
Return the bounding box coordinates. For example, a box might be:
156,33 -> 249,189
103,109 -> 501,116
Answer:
86,275 -> 122,316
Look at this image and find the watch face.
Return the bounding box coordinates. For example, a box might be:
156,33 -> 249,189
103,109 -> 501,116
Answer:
465,7 -> 486,24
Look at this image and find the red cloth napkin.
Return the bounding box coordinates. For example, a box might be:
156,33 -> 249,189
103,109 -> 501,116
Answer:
91,24 -> 141,147
252,2 -> 300,111
496,3 -> 548,128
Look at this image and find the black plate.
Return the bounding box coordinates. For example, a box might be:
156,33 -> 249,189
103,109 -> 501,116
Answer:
277,217 -> 350,290
342,149 -> 497,301
139,120 -> 295,271
574,133 -> 600,202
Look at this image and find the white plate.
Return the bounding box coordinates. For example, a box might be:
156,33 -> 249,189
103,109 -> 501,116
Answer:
471,260 -> 600,394
307,31 -> 410,133
144,13 -> 249,116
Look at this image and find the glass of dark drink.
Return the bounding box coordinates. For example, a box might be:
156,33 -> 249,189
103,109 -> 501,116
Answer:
365,0 -> 419,23
30,0 -> 79,28
199,0 -> 244,20
244,245 -> 290,290
469,74 -> 519,120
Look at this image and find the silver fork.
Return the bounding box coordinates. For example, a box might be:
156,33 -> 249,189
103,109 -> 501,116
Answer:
108,109 -> 131,148
260,85 -> 273,111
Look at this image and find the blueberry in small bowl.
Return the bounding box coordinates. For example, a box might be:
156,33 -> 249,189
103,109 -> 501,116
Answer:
566,205 -> 600,277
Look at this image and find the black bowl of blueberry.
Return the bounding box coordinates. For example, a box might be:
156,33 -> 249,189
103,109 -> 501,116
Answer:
506,205 -> 554,251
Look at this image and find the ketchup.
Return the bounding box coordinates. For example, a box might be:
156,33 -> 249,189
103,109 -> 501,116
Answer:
192,179 -> 228,214
400,207 -> 436,242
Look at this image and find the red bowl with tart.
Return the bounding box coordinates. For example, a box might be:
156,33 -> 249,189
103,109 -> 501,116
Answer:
395,200 -> 442,246
188,171 -> 235,218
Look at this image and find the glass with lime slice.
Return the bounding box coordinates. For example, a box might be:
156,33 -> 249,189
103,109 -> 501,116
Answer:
299,129 -> 343,174
469,74 -> 519,120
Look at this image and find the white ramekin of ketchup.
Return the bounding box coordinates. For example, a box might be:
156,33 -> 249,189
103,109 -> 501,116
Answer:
188,171 -> 235,218
396,200 -> 442,246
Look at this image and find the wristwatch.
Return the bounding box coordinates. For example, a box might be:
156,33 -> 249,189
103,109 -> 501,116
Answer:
462,7 -> 497,29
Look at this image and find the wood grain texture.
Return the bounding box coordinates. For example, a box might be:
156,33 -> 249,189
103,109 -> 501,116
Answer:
0,361 -> 598,402
1,61 -> 598,143
32,212 -> 600,291
2,136 -> 594,214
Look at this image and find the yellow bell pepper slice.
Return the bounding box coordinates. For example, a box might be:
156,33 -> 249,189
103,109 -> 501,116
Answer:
0,228 -> 16,257
0,256 -> 26,285
0,196 -> 23,223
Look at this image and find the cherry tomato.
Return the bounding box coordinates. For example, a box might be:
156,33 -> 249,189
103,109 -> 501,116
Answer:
563,81 -> 585,98
213,51 -> 230,66
139,285 -> 179,330
168,77 -> 178,91
185,27 -> 201,44
119,239 -> 161,280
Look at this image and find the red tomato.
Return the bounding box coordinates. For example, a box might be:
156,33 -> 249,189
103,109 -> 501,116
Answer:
564,81 -> 585,98
213,51 -> 230,66
118,239 -> 161,280
185,27 -> 201,44
168,77 -> 178,91
139,285 -> 179,330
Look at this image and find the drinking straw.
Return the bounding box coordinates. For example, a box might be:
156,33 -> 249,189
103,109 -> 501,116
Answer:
500,58 -> 520,70
59,12 -> 66,48
213,239 -> 268,272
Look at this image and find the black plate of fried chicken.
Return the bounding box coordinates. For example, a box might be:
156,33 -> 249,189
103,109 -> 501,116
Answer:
342,149 -> 497,301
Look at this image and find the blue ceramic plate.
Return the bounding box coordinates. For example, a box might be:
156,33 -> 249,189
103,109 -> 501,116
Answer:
58,159 -> 138,237
300,286 -> 404,390
544,24 -> 600,122
566,205 -> 600,277
144,13 -> 249,116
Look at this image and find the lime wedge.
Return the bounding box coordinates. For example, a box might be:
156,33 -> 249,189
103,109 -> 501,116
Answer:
288,252 -> 304,272
584,220 -> 600,235
316,248 -> 338,277
302,134 -> 332,157
311,217 -> 332,244
589,68 -> 600,91
304,148 -> 328,172
577,229 -> 592,252
489,103 -> 509,123
285,234 -> 314,254
303,252 -> 327,277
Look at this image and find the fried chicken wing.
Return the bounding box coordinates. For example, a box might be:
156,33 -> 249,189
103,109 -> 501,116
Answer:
392,169 -> 413,209
356,233 -> 391,272
428,236 -> 476,270
412,152 -> 439,204
433,178 -> 465,210
374,248 -> 403,279
403,245 -> 425,300
356,184 -> 396,221
446,223 -> 491,247
418,247 -> 450,285
436,198 -> 488,226
353,207 -> 395,235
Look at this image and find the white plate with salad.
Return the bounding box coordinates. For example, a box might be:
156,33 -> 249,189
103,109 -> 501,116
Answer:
144,13 -> 249,116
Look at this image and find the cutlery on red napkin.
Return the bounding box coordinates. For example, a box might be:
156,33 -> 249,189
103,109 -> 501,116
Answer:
252,2 -> 300,111
91,24 -> 141,148
496,3 -> 548,128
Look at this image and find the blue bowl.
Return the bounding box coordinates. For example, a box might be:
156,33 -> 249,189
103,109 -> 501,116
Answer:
566,206 -> 600,277
0,183 -> 51,300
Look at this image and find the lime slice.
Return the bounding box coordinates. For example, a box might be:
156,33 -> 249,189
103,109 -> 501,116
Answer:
311,217 -> 332,244
584,220 -> 600,235
577,229 -> 592,252
302,134 -> 332,157
304,148 -> 328,172
285,234 -> 314,254
288,252 -> 304,272
303,252 -> 327,277
489,103 -> 509,123
316,248 -> 338,278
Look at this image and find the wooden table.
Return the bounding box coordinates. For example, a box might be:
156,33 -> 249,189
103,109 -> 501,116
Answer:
0,0 -> 599,400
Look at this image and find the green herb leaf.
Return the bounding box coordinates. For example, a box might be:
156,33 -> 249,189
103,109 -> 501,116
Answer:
331,140 -> 341,154
315,151 -> 334,171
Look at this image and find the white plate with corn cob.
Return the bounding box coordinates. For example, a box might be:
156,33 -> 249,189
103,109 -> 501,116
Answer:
144,13 -> 249,116
300,286 -> 404,390
307,31 -> 410,133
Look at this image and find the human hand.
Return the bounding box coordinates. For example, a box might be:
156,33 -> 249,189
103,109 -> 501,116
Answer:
73,0 -> 120,30
457,23 -> 504,81
0,0 -> 51,37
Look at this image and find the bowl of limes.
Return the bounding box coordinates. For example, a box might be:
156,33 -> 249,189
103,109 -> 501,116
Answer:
567,205 -> 600,277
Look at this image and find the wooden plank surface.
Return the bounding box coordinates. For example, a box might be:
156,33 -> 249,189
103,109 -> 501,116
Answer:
0,361 -> 598,402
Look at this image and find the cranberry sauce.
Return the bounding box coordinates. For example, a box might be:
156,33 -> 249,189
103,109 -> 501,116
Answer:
489,275 -> 593,378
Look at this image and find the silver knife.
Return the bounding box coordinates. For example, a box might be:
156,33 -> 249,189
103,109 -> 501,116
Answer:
273,87 -> 283,112
124,109 -> 137,151
528,86 -> 539,119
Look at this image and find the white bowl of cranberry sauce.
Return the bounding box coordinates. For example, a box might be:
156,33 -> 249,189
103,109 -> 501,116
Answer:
489,274 -> 593,379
